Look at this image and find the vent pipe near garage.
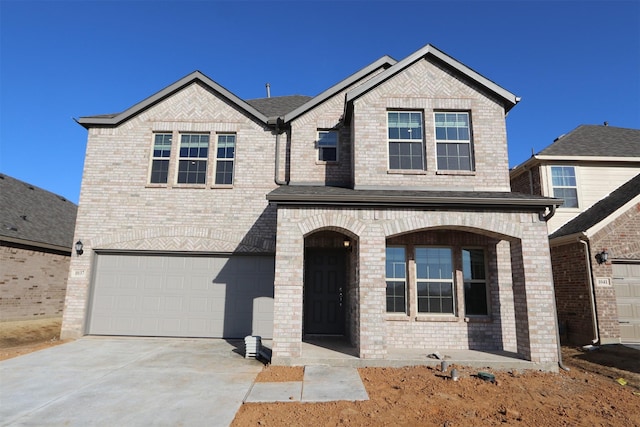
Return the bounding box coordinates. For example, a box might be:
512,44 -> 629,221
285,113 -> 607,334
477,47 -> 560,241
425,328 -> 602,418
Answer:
266,83 -> 271,98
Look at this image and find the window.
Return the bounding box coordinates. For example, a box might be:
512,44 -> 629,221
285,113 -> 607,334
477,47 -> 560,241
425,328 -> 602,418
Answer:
462,249 -> 488,315
317,130 -> 338,162
415,247 -> 454,314
551,166 -> 578,208
388,111 -> 424,170
434,112 -> 472,171
215,134 -> 235,185
150,133 -> 172,184
178,134 -> 209,184
386,247 -> 407,313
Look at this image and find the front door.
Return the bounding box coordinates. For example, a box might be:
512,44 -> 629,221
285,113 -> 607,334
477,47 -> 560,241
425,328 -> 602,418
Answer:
304,249 -> 346,335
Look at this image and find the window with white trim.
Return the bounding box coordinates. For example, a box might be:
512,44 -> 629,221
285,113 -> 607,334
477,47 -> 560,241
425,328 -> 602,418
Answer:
215,134 -> 235,185
177,134 -> 209,184
150,133 -> 172,184
415,247 -> 454,314
388,111 -> 424,170
462,248 -> 488,315
317,130 -> 338,162
434,112 -> 473,171
550,166 -> 578,208
385,246 -> 407,313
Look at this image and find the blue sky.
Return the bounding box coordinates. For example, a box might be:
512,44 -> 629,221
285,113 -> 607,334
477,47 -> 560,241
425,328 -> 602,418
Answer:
1,0 -> 639,204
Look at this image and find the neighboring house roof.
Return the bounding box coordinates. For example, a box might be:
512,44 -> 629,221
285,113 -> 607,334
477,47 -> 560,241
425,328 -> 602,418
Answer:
267,185 -> 560,210
247,95 -> 312,118
344,44 -> 520,119
76,71 -> 270,128
550,173 -> 640,240
0,174 -> 78,252
539,125 -> 640,158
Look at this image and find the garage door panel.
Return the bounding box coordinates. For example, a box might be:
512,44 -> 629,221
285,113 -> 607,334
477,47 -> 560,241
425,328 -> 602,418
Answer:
88,254 -> 274,338
613,263 -> 640,343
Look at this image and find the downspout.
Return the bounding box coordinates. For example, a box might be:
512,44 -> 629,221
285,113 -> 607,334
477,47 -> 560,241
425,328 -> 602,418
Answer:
542,205 -> 570,371
273,117 -> 288,185
579,238 -> 600,346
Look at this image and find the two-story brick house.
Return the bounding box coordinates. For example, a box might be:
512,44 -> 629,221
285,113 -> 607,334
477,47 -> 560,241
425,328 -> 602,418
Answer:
62,44 -> 562,369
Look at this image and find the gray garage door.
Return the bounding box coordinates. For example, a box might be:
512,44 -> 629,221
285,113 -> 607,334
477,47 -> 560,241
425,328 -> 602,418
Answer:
613,263 -> 640,343
88,253 -> 274,339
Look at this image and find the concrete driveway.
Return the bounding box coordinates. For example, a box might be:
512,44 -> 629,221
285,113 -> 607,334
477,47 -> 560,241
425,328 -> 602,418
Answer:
0,337 -> 263,427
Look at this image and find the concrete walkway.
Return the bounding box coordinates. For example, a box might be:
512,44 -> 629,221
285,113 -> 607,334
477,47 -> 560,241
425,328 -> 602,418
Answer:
0,338 -> 368,427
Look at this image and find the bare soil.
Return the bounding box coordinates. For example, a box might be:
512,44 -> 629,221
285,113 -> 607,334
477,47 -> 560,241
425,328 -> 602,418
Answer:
2,319 -> 638,426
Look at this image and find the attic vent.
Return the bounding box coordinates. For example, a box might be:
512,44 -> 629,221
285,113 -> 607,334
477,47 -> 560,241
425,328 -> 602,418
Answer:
20,215 -> 27,221
553,133 -> 565,142
0,174 -> 4,179
4,224 -> 18,231
58,196 -> 67,202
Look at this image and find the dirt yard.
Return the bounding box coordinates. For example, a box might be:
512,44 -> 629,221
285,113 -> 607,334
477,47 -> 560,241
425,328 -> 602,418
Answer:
2,319 -> 639,426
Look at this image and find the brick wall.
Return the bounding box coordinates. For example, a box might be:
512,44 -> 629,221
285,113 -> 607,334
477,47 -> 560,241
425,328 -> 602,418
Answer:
1,244 -> 70,321
510,166 -> 542,195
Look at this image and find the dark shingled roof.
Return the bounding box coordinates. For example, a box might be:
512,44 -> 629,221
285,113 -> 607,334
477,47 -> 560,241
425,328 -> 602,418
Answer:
550,173 -> 640,239
539,125 -> 640,157
0,174 -> 78,250
246,95 -> 313,118
267,185 -> 560,209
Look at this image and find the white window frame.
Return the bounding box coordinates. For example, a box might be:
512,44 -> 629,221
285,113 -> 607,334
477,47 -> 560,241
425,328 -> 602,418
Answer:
177,133 -> 210,185
549,165 -> 579,208
214,133 -> 236,186
415,246 -> 455,315
385,246 -> 407,314
149,133 -> 172,184
434,112 -> 473,171
387,110 -> 425,171
316,130 -> 339,163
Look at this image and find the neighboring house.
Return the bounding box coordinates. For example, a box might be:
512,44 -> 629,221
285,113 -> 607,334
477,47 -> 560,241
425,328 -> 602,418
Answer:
0,174 -> 78,321
510,125 -> 640,345
61,44 -> 562,369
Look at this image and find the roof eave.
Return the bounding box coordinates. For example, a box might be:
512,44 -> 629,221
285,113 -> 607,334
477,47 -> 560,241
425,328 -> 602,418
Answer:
345,44 -> 519,112
76,71 -> 269,129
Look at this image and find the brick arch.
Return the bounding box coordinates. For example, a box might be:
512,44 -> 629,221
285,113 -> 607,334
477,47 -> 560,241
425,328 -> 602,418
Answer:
298,212 -> 367,239
383,213 -> 523,241
89,226 -> 274,252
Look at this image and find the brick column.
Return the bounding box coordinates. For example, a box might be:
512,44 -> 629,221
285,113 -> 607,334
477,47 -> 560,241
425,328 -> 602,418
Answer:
358,225 -> 387,359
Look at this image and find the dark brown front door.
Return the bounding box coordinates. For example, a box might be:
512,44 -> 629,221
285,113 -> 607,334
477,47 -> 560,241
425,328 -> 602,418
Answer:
304,249 -> 346,335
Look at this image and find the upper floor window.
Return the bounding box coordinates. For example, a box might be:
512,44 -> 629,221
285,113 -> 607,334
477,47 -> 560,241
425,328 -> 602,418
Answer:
388,111 -> 424,170
434,112 -> 472,171
415,247 -> 454,314
150,133 -> 172,184
462,248 -> 488,316
215,134 -> 235,185
317,130 -> 338,162
178,134 -> 209,184
385,246 -> 407,313
551,166 -> 578,208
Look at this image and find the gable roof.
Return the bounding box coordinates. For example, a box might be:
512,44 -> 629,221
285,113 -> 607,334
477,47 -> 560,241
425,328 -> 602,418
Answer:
539,125 -> 640,158
0,174 -> 78,252
282,56 -> 397,123
550,173 -> 640,240
344,44 -> 520,118
76,71 -> 270,128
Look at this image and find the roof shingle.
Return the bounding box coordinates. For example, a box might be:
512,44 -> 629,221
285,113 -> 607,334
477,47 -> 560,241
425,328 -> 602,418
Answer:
539,125 -> 640,157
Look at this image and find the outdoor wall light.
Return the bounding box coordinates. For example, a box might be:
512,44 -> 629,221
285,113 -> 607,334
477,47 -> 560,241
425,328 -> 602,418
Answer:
595,248 -> 609,264
343,238 -> 351,251
75,240 -> 84,256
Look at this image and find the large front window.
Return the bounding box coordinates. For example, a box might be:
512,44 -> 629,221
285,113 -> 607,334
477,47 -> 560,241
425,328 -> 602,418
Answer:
386,246 -> 407,313
388,111 -> 424,170
551,166 -> 578,208
215,134 -> 235,185
178,134 -> 209,184
435,112 -> 472,171
415,247 -> 454,314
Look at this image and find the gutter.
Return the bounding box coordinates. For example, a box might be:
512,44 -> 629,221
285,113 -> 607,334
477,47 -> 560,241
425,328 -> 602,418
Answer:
579,238 -> 601,346
272,117 -> 288,186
